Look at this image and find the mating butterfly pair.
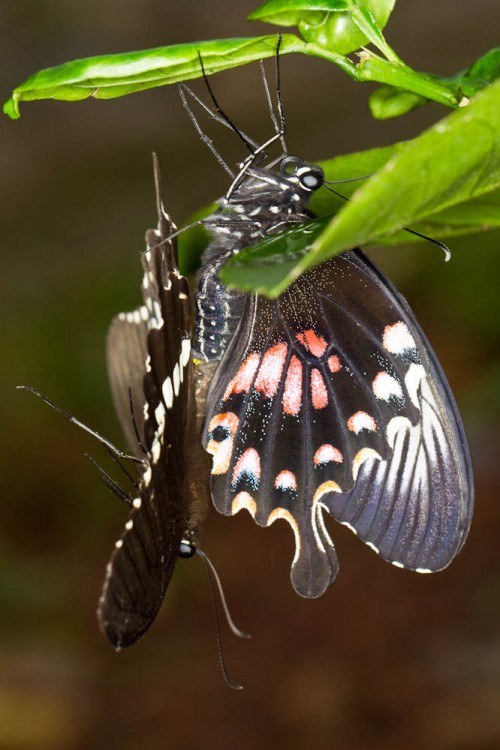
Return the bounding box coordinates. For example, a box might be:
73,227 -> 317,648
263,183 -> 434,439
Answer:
99,132 -> 473,647
25,53 -> 472,649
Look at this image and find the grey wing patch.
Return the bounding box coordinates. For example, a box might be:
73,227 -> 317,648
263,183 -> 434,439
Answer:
325,363 -> 473,572
97,487 -> 185,650
106,309 -> 149,456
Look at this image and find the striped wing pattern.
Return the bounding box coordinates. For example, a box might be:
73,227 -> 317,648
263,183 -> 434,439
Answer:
203,249 -> 473,597
100,205 -> 194,649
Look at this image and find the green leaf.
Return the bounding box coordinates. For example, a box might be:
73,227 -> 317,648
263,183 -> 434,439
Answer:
222,79 -> 500,296
249,0 -> 396,55
177,204 -> 216,276
462,47 -> 500,88
3,34 -> 307,119
370,47 -> 500,119
220,217 -> 330,294
369,85 -> 427,119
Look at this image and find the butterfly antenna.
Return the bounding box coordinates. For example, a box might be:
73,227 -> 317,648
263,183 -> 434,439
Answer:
103,444 -> 140,491
322,184 -> 451,261
197,549 -> 251,639
196,549 -> 250,691
85,453 -> 134,506
260,34 -> 288,156
180,81 -> 259,150
18,386 -> 145,465
324,173 -> 376,185
197,51 -> 256,156
151,152 -> 165,228
401,227 -> 451,261
178,84 -> 234,178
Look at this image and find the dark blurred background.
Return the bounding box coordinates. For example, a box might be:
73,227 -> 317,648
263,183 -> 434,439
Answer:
1,2 -> 500,749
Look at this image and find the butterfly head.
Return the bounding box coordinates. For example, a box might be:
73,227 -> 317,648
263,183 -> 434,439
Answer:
279,156 -> 324,194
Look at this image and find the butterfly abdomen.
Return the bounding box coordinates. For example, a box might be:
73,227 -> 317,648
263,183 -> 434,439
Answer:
193,250 -> 246,362
193,169 -> 316,363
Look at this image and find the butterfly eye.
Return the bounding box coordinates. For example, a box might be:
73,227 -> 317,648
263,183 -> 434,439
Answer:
280,155 -> 304,176
297,166 -> 324,191
179,540 -> 196,558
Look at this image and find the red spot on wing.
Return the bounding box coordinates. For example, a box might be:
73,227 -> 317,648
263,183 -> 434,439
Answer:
314,444 -> 343,466
224,352 -> 260,400
347,411 -> 377,434
254,343 -> 288,398
232,448 -> 261,484
274,470 -> 297,491
328,355 -> 341,373
296,329 -> 327,357
283,355 -> 303,416
311,368 -> 328,409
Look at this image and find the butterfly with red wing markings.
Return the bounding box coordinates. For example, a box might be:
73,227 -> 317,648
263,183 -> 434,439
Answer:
194,156 -> 473,598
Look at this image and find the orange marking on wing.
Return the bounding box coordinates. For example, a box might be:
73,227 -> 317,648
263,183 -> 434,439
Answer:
314,444 -> 343,466
223,352 -> 260,401
231,492 -> 257,517
296,329 -> 327,357
311,368 -> 328,409
207,412 -> 239,475
254,343 -> 287,398
313,480 -> 341,503
232,448 -> 261,484
274,470 -> 297,491
347,411 -> 377,434
283,355 -> 302,416
328,355 -> 341,373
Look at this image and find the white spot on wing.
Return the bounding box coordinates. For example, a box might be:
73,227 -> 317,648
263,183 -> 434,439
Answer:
181,338 -> 191,367
372,371 -> 403,401
154,401 -> 166,429
151,438 -> 161,463
347,411 -> 377,434
383,322 -> 416,354
173,364 -> 180,396
162,377 -> 174,409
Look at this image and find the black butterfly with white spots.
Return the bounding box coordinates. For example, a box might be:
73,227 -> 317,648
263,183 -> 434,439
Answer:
102,157 -> 210,648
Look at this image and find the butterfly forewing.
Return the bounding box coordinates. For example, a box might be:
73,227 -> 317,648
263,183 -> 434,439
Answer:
100,192 -> 196,649
203,248 -> 473,597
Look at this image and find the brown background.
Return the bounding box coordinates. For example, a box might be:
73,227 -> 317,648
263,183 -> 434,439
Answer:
1,2 -> 500,749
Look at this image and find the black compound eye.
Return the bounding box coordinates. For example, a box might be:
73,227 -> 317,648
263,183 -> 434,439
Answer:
280,155 -> 304,177
179,540 -> 196,558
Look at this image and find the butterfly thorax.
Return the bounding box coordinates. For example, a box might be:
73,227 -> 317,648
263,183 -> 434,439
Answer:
193,164 -> 320,363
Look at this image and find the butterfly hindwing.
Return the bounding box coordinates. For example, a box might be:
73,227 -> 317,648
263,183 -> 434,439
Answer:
203,248 -> 473,597
99,174 -> 196,649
